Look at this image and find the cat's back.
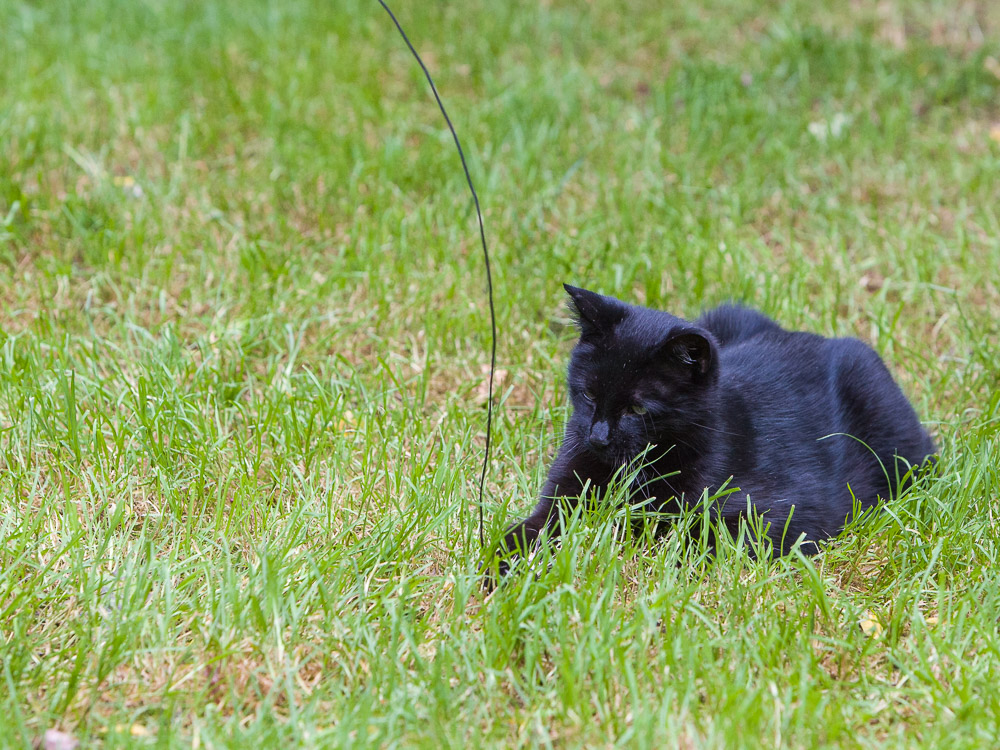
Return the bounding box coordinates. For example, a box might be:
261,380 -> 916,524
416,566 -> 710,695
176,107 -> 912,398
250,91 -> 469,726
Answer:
716,324 -> 835,409
714,325 -> 934,489
696,303 -> 783,348
697,305 -> 855,387
717,326 -> 903,415
720,327 -> 915,410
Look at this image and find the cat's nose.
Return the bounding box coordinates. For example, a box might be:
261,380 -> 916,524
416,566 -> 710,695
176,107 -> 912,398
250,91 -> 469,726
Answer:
588,420 -> 610,450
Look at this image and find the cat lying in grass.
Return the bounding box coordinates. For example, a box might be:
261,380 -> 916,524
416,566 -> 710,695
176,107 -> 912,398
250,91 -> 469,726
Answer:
493,285 -> 936,574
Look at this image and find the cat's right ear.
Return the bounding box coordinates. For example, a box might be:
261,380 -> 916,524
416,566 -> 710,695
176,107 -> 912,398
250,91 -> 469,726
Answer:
662,328 -> 717,380
564,284 -> 627,339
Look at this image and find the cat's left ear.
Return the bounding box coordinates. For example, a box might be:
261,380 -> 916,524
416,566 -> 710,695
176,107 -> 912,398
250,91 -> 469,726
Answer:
563,284 -> 627,339
664,329 -> 716,379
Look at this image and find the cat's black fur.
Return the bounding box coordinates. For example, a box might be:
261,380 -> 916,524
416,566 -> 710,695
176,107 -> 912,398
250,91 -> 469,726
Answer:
494,285 -> 936,570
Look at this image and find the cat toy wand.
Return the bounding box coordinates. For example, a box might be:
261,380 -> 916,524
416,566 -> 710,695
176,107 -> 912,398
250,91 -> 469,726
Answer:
376,0 -> 497,549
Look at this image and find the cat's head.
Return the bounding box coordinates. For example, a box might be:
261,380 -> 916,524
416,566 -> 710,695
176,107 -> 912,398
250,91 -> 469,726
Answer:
562,284 -> 719,466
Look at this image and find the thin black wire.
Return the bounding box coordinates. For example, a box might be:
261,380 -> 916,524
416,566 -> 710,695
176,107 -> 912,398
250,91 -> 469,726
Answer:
377,0 -> 495,549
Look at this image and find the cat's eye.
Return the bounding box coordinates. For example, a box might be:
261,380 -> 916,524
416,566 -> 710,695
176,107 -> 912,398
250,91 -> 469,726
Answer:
630,404 -> 648,415
582,389 -> 596,401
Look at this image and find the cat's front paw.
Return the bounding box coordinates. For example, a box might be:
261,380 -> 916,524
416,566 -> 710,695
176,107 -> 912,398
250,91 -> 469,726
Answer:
479,553 -> 513,592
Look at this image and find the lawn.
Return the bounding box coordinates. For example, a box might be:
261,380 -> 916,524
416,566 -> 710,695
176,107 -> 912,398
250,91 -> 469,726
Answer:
2,0 -> 1000,746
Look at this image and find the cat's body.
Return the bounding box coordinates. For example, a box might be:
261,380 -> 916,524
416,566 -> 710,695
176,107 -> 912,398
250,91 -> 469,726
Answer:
496,286 -> 936,566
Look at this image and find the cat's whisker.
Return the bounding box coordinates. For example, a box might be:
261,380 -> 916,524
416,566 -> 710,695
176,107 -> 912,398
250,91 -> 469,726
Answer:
689,420 -> 745,437
667,435 -> 699,453
634,467 -> 655,500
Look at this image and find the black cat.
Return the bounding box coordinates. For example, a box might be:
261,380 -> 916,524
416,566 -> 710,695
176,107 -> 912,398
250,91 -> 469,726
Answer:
494,285 -> 936,571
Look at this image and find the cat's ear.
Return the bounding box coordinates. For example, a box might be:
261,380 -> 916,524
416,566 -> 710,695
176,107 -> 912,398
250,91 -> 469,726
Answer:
663,329 -> 716,378
564,284 -> 627,339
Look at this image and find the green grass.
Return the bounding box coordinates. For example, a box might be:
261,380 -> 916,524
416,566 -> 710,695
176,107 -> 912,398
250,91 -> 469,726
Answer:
2,0 -> 1000,746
